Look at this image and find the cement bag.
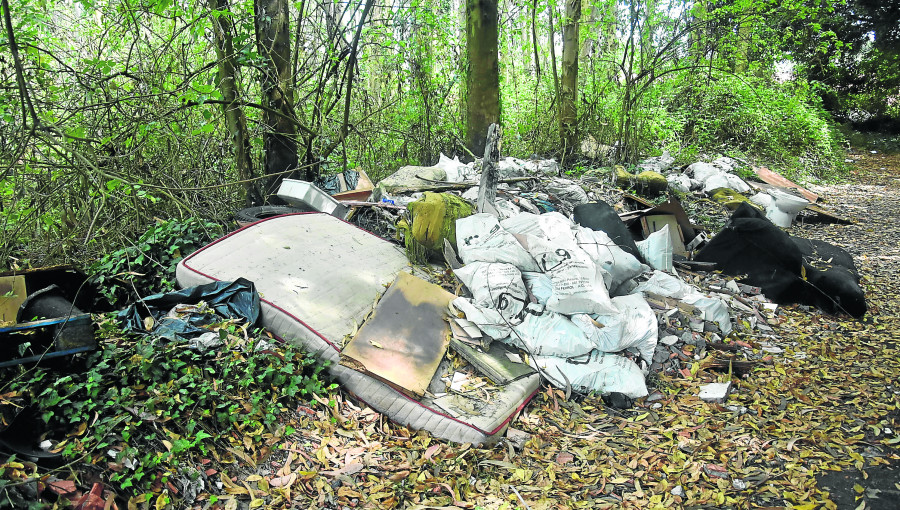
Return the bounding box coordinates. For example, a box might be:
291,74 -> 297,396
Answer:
456,214 -> 540,272
635,225 -> 674,272
503,311 -> 595,357
522,272 -> 553,306
519,234 -> 616,315
452,297 -> 511,340
574,226 -> 644,291
545,179 -> 589,209
688,162 -> 719,183
571,294 -> 657,362
501,212 -> 575,242
634,270 -> 693,299
531,351 -> 648,398
454,262 -> 528,323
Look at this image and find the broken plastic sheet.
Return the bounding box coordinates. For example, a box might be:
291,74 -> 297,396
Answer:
118,278 -> 260,342
531,351 -> 649,398
633,271 -> 732,334
455,214 -> 540,272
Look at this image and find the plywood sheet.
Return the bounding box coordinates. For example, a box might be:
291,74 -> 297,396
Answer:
340,272 -> 454,398
753,167 -> 819,203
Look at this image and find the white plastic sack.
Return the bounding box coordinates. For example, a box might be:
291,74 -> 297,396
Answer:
633,270 -> 694,299
498,157 -> 528,179
574,226 -> 644,291
503,311 -> 595,357
703,172 -> 751,193
573,294 -> 658,362
545,179 -> 589,207
635,225 -> 674,272
667,173 -> 692,193
454,262 -> 529,323
435,153 -> 472,183
711,156 -> 740,172
531,351 -> 649,398
523,159 -> 560,176
452,297 -> 512,340
501,212 -> 575,242
518,234 -> 616,315
688,162 -> 720,183
522,272 -> 553,306
638,151 -> 675,173
456,214 -> 540,272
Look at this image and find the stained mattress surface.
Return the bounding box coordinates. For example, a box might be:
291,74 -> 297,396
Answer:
176,213 -> 539,444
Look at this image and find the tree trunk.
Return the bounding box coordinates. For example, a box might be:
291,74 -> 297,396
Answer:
210,0 -> 263,206
255,0 -> 300,199
465,0 -> 500,157
559,0 -> 581,154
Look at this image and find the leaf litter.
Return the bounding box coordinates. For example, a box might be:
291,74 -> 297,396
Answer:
3,153 -> 899,509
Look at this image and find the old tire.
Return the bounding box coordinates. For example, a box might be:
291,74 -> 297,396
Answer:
234,206 -> 306,227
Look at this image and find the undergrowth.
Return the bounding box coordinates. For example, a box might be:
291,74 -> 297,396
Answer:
0,316 -> 336,506
89,217 -> 223,308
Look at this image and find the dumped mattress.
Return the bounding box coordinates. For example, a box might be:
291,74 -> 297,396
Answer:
176,213 -> 540,445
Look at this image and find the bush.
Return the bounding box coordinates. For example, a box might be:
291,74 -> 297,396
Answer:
89,217 -> 223,307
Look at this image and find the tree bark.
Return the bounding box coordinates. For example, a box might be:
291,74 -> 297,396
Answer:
210,0 -> 263,206
559,0 -> 581,153
465,0 -> 500,157
255,0 -> 300,199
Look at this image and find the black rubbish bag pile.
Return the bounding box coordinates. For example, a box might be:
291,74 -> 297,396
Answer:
694,203 -> 866,318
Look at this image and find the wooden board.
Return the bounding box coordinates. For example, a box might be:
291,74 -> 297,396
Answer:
753,167 -> 819,202
340,272 -> 454,398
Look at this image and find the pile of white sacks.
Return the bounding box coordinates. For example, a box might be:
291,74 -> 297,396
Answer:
665,155 -> 752,194
450,211 -> 733,399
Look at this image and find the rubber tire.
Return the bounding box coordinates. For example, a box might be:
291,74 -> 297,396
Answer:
234,205 -> 306,227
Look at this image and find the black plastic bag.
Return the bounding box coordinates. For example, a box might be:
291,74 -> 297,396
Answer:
118,278 -> 260,341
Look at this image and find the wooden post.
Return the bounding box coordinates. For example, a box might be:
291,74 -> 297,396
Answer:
476,123 -> 501,215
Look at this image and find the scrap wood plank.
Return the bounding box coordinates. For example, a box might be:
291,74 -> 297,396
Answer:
752,166 -> 819,202
449,337 -> 536,386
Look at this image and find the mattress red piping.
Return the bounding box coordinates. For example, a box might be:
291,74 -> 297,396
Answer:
180,214 -> 539,438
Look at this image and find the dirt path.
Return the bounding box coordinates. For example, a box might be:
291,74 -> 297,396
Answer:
784,150 -> 900,509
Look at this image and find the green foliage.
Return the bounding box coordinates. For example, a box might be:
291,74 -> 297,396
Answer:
668,74 -> 847,180
0,316 -> 336,496
89,218 -> 223,307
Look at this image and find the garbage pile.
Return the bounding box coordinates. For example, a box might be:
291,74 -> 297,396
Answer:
269,144 -> 865,404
